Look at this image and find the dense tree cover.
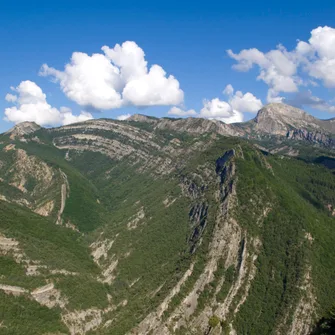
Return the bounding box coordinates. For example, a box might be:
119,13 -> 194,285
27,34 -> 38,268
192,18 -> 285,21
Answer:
0,124 -> 334,334
0,291 -> 66,335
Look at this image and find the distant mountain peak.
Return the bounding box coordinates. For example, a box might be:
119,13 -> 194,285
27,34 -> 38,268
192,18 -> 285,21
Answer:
256,103 -> 311,119
252,103 -> 319,135
5,121 -> 41,139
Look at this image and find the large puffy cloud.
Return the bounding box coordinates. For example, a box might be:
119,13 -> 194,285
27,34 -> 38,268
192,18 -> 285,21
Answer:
306,26 -> 335,87
199,98 -> 243,123
40,41 -> 184,110
308,58 -> 335,88
122,65 -> 183,106
4,80 -> 93,126
223,84 -> 263,113
228,46 -> 299,102
102,42 -> 147,82
40,52 -> 122,110
308,26 -> 335,59
227,26 -> 335,104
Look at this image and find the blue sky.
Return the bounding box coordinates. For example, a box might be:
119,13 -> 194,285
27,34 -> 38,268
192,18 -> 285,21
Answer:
1,0 -> 335,131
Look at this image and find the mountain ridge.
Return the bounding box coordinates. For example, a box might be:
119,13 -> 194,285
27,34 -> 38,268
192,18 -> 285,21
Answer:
6,103 -> 335,141
128,103 -> 335,149
0,102 -> 334,334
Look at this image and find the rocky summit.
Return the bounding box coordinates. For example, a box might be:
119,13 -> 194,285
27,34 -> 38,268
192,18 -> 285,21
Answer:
0,103 -> 335,335
126,103 -> 335,150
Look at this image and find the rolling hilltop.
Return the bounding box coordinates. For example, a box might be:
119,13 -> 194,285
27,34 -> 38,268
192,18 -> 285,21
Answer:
0,103 -> 335,335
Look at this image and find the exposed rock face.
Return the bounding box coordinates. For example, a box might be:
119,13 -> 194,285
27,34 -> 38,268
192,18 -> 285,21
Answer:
252,103 -> 320,135
53,134 -> 137,160
129,103 -> 335,149
5,121 -> 41,139
237,103 -> 335,148
53,119 -> 160,148
0,145 -> 66,223
282,267 -> 316,335
62,309 -> 104,335
127,207 -> 145,230
9,148 -> 54,194
34,200 -> 55,216
31,283 -> 68,308
286,128 -> 335,146
0,284 -> 29,296
156,117 -> 242,136
55,170 -> 69,226
90,238 -> 115,265
128,114 -> 242,136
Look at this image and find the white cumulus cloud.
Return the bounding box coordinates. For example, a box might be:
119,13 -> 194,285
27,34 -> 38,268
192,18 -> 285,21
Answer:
306,26 -> 335,88
40,53 -> 122,110
4,80 -> 93,126
227,25 -> 335,108
223,84 -> 234,96
228,46 -> 299,102
40,41 -> 184,110
168,85 -> 262,123
223,84 -> 263,113
5,94 -> 17,103
199,98 -> 243,123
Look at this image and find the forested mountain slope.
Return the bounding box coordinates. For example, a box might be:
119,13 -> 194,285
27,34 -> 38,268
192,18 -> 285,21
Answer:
0,104 -> 334,335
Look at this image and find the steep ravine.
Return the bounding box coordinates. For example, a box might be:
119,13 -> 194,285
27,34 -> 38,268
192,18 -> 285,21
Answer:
130,149 -> 256,334
130,147 -> 318,335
